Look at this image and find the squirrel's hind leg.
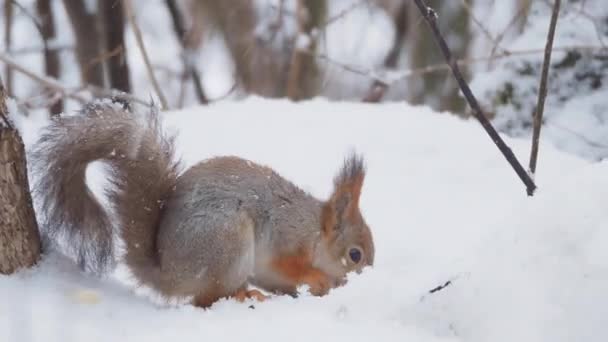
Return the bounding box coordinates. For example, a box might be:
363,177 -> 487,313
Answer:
188,211 -> 257,309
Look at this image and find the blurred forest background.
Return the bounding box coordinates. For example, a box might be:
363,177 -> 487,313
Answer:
1,0 -> 607,160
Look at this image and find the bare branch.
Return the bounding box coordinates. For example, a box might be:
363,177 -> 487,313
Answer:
568,0 -> 607,48
529,0 -> 561,177
122,0 -> 169,110
63,0 -> 104,87
459,0 -> 498,48
36,0 -> 63,115
207,83 -> 238,103
0,53 -> 150,107
10,44 -> 73,55
319,45 -> 606,92
0,53 -> 87,103
320,0 -> 367,29
413,0 -> 537,196
3,1 -> 13,96
363,1 -> 408,102
489,1 -> 532,62
165,0 -> 208,105
85,45 -> 124,74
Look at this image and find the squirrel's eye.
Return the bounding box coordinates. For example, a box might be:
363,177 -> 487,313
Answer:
348,248 -> 362,264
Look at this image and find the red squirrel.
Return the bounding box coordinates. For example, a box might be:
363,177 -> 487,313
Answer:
32,101 -> 375,308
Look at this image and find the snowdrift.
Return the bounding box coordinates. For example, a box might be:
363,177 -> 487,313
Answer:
2,98 -> 607,342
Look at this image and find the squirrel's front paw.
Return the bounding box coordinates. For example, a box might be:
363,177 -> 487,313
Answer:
233,288 -> 269,303
301,270 -> 334,296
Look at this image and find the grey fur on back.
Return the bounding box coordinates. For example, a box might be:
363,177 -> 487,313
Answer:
32,101 -> 179,277
155,156 -> 324,296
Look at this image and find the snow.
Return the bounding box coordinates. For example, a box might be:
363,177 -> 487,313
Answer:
295,33 -> 312,51
470,0 -> 608,161
2,98 -> 608,342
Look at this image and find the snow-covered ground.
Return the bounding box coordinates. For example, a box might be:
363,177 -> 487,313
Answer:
2,98 -> 607,342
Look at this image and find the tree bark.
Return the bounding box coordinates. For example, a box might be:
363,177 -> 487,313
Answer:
363,1 -> 409,102
98,0 -> 131,92
408,1 -> 471,115
165,0 -> 208,104
192,0 -> 289,97
63,0 -> 105,87
286,0 -> 326,101
0,77 -> 41,275
36,0 -> 63,115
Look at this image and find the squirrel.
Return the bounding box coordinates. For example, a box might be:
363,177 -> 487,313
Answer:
31,101 -> 375,308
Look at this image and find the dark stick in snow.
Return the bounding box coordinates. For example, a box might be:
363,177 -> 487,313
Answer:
428,280 -> 452,294
529,0 -> 561,177
412,0 -> 537,196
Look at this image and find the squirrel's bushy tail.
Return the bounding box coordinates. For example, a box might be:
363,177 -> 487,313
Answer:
32,101 -> 179,284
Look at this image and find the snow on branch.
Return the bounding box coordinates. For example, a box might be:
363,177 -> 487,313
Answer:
0,53 -> 150,107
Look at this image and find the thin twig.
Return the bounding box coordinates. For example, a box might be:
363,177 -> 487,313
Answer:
529,0 -> 561,177
413,0 -> 537,196
0,53 -> 87,103
165,0 -> 208,105
84,44 -> 124,85
0,53 -> 150,107
315,44 -> 606,91
568,0 -> 607,48
363,1 -> 408,102
207,83 -> 238,103
460,0 -> 498,48
10,44 -> 73,55
320,0 -> 368,29
122,0 -> 169,110
394,45 -> 606,81
548,122 -> 608,150
36,0 -> 63,115
419,273 -> 468,302
489,1 -> 532,62
428,280 -> 452,294
4,1 -> 14,96
313,51 -> 387,84
271,0 -> 369,30
9,1 -> 45,43
10,0 -> 54,97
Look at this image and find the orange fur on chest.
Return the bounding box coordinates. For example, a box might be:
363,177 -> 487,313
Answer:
270,250 -> 332,296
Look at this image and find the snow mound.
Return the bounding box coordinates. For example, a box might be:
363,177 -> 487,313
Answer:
2,98 -> 607,342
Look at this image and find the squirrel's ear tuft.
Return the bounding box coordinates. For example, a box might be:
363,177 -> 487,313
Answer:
333,152 -> 366,199
321,153 -> 367,236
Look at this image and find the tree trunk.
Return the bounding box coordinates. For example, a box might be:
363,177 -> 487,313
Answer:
192,0 -> 290,97
286,0 -> 326,101
63,0 -> 105,87
165,0 -> 208,104
364,1 -> 409,102
36,0 -> 64,116
407,1 -> 471,115
0,77 -> 41,275
98,0 -> 131,92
